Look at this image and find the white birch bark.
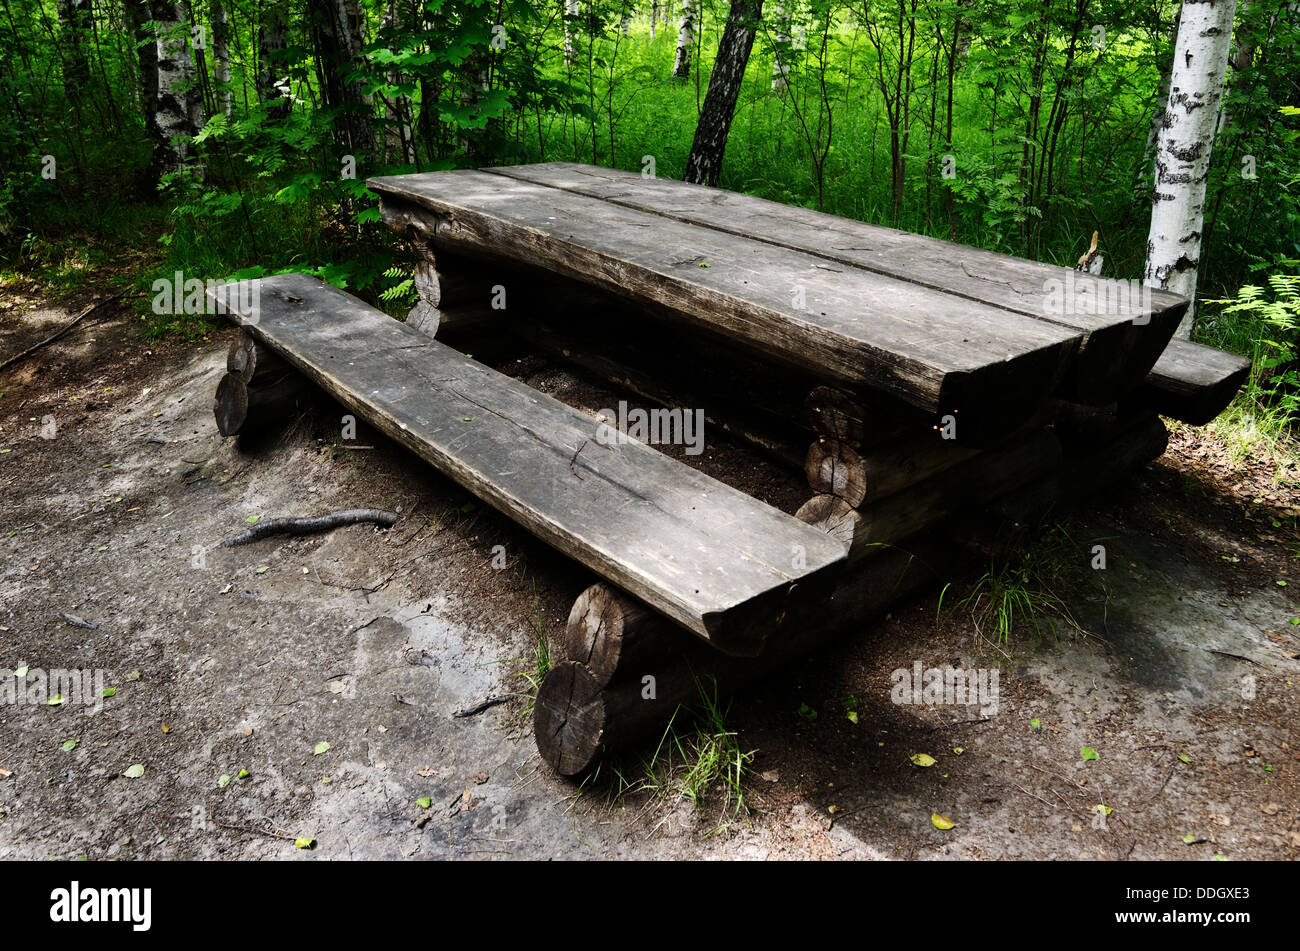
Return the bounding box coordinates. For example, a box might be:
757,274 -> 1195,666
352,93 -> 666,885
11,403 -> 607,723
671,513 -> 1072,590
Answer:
673,0 -> 697,79
1144,0 -> 1238,338
151,0 -> 199,173
565,0 -> 580,62
211,1 -> 231,115
771,0 -> 790,92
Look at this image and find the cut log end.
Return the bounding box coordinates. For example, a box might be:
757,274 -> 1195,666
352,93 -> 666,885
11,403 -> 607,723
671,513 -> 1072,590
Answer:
795,494 -> 860,552
564,583 -> 662,687
534,661 -> 607,777
565,584 -> 620,678
804,438 -> 867,507
214,372 -> 249,436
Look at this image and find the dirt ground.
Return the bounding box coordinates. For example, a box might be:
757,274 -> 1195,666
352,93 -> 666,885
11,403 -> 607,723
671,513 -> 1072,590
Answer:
1,287 -> 1297,860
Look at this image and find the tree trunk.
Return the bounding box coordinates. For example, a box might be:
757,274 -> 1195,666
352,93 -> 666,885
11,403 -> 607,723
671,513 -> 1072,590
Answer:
683,0 -> 763,186
310,0 -> 376,155
123,0 -> 160,137
258,1 -> 290,120
380,0 -> 414,163
770,0 -> 790,92
211,0 -> 231,115
148,0 -> 201,177
672,0 -> 697,79
565,0 -> 580,62
1144,0 -> 1238,338
58,0 -> 92,93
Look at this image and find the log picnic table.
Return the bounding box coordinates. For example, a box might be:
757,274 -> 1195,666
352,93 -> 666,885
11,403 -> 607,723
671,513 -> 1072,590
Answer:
209,162 -> 1249,776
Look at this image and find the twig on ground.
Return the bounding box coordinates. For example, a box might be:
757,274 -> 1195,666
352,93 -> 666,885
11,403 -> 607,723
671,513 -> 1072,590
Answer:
453,696 -> 511,719
220,508 -> 398,547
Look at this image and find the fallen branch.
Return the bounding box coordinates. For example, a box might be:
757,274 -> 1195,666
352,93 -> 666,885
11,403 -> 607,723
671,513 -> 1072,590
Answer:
0,292 -> 128,374
220,509 -> 399,547
452,696 -> 511,719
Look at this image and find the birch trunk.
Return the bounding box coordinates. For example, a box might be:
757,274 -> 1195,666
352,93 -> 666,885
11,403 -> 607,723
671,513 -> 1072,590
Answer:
673,0 -> 697,79
651,0 -> 660,37
684,0 -> 764,186
1144,0 -> 1238,338
211,0 -> 231,115
565,0 -> 580,62
148,0 -> 200,176
771,0 -> 791,92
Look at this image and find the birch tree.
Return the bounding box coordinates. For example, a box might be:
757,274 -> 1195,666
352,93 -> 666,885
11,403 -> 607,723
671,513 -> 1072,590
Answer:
148,0 -> 201,176
684,0 -> 764,185
672,0 -> 697,78
770,0 -> 791,93
210,1 -> 231,116
1144,0 -> 1239,337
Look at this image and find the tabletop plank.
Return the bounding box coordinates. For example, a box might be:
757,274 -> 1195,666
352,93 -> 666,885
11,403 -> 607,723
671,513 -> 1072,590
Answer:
488,162 -> 1188,403
370,169 -> 1080,436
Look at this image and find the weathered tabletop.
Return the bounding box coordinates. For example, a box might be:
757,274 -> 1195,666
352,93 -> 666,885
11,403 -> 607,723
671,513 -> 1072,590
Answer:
369,163 -> 1188,433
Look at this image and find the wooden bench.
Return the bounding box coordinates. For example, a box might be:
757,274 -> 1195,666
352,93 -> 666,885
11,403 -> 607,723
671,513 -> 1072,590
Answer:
208,273 -> 847,656
1132,338 -> 1252,425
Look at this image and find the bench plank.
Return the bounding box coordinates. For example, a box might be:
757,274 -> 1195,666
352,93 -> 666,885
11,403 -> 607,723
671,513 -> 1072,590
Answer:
209,274 -> 847,656
369,170 -> 1081,436
1129,338 -> 1251,425
486,162 -> 1188,403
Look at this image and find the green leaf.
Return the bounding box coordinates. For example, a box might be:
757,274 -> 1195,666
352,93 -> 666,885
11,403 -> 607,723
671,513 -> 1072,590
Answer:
953,747 -> 965,755
1080,746 -> 1099,761
295,837 -> 316,849
931,813 -> 955,830
796,702 -> 818,721
845,710 -> 858,724
48,693 -> 65,706
1029,718 -> 1042,730
14,665 -> 28,677
219,774 -> 231,788
313,741 -> 330,756
123,764 -> 145,779
417,797 -> 431,809
1179,753 -> 1192,764
256,565 -> 269,574
102,688 -> 116,698
910,753 -> 938,767
237,769 -> 250,779
246,514 -> 260,524
1182,834 -> 1197,843
61,739 -> 78,752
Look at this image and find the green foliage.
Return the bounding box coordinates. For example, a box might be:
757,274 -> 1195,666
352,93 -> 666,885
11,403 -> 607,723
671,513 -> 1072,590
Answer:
1199,269 -> 1300,453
